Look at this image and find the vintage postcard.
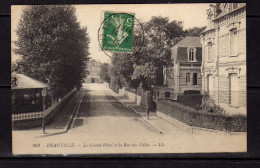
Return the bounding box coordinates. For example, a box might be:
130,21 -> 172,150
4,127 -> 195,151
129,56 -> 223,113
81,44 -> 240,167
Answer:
11,3 -> 247,155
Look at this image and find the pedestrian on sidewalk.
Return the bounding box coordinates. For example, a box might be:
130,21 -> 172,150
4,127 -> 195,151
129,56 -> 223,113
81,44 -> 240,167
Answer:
146,103 -> 150,120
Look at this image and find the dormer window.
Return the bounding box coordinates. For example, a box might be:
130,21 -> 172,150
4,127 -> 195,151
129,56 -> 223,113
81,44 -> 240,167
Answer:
187,47 -> 196,62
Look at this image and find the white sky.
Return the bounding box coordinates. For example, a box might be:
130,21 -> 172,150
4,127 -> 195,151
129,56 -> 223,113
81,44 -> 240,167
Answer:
11,4 -> 210,63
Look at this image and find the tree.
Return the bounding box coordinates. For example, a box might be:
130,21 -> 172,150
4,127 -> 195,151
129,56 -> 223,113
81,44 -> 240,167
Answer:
131,17 -> 183,89
99,63 -> 110,83
184,26 -> 206,36
14,5 -> 90,98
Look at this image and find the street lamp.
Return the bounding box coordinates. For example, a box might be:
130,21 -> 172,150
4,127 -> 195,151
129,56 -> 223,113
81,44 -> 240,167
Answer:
42,88 -> 47,134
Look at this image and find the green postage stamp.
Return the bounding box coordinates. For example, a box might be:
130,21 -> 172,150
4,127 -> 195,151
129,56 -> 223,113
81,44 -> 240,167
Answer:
102,11 -> 135,53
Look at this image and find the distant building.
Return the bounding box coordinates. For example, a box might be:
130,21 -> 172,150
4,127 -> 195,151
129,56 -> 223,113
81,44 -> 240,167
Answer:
163,36 -> 202,97
85,59 -> 103,83
200,3 -> 246,115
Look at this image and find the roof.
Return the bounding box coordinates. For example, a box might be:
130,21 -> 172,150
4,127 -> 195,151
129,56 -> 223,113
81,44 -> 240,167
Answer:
12,73 -> 48,89
171,36 -> 202,62
173,36 -> 202,48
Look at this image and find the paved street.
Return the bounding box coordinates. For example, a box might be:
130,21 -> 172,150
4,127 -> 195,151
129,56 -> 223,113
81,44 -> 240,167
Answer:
12,83 -> 247,154
69,83 -> 160,138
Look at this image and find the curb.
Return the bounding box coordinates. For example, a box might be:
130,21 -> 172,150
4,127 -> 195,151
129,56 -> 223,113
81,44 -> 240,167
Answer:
105,90 -> 163,135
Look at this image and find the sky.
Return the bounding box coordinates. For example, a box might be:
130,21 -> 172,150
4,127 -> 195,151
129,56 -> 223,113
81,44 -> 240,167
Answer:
11,4 -> 210,63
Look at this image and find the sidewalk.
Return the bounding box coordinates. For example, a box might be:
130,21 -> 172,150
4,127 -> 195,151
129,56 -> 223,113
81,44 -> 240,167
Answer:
43,90 -> 83,134
106,89 -> 189,135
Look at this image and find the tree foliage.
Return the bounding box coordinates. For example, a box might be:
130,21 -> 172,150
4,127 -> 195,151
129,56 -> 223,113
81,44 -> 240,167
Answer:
14,5 -> 90,97
184,26 -> 206,36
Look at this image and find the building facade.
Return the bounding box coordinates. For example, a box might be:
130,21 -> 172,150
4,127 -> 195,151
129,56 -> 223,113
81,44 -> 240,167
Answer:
201,3 -> 246,115
85,59 -> 103,83
164,36 -> 202,97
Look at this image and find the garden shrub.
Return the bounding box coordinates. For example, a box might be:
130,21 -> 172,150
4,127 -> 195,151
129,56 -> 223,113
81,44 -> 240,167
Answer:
200,93 -> 226,114
157,100 -> 246,132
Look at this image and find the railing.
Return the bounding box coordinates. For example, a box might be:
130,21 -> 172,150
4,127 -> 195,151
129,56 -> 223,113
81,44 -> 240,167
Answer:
12,112 -> 43,121
180,63 -> 192,67
193,63 -> 202,67
180,63 -> 201,67
43,88 -> 76,117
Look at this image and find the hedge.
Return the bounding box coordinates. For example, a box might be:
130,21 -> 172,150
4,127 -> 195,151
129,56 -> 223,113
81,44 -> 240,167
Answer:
157,100 -> 246,132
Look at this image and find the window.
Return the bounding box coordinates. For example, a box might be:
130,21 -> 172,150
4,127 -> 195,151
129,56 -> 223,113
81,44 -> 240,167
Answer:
188,48 -> 194,61
230,29 -> 238,56
186,73 -> 191,84
193,73 -> 198,85
208,42 -> 213,61
165,92 -> 170,98
187,47 -> 197,62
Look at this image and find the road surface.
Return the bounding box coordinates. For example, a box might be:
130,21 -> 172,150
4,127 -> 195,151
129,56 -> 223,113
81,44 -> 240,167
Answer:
69,83 -> 160,139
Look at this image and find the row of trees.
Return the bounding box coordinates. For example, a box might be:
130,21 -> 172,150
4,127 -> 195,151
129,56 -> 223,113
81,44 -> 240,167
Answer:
12,5 -> 90,98
100,16 -> 205,94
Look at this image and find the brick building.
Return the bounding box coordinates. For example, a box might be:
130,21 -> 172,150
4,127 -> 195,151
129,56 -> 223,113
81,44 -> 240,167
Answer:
200,3 -> 246,115
85,59 -> 103,83
163,36 -> 202,97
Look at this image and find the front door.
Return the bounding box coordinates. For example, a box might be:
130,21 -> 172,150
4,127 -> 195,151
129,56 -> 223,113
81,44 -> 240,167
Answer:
91,78 -> 95,83
193,73 -> 197,85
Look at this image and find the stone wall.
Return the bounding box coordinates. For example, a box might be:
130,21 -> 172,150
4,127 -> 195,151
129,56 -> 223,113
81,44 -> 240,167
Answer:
118,87 -> 152,107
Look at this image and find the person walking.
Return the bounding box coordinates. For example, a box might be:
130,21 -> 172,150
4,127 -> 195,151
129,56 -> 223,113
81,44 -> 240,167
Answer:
146,103 -> 150,120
